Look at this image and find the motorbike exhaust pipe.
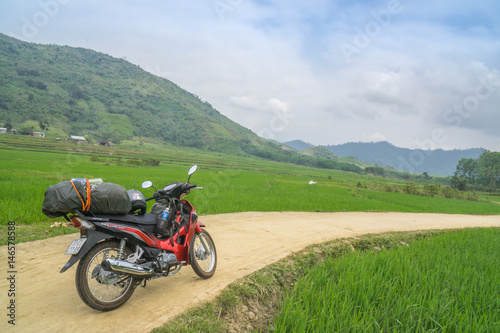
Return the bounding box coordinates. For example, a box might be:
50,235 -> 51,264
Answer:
102,258 -> 155,277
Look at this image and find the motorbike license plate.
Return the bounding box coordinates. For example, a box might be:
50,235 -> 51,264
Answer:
64,238 -> 87,255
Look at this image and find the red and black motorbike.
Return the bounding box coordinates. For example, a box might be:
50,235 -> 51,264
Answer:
60,165 -> 217,311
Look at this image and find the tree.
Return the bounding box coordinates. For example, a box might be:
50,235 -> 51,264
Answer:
478,151 -> 500,192
450,175 -> 467,191
453,158 -> 478,190
39,120 -> 50,132
68,84 -> 87,100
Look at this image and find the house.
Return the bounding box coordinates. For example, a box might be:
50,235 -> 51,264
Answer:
33,132 -> 45,137
98,140 -> 114,147
69,135 -> 86,144
0,128 -> 6,134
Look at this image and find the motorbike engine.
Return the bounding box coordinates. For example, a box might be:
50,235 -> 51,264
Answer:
157,252 -> 178,270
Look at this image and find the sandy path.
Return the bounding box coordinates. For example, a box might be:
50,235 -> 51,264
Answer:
1,212 -> 499,333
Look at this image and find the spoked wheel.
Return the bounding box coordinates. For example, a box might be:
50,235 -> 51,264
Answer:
190,229 -> 217,279
75,240 -> 139,311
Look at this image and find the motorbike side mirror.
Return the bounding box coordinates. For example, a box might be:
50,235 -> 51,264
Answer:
188,165 -> 198,176
187,165 -> 198,183
141,181 -> 153,189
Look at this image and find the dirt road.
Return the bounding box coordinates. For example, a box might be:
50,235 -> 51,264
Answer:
1,212 -> 499,333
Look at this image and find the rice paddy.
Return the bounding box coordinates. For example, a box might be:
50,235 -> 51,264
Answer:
274,227 -> 500,332
1,135 -> 500,226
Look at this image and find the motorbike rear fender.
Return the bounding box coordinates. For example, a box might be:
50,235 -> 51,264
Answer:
60,230 -> 114,273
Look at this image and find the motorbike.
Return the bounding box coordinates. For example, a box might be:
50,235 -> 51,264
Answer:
59,165 -> 217,311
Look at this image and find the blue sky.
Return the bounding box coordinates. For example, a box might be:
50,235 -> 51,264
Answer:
1,0 -> 499,150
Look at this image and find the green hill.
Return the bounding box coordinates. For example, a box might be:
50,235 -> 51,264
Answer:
300,145 -> 339,160
0,33 -> 363,173
0,33 -> 266,153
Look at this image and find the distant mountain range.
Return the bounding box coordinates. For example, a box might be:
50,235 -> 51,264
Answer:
283,140 -> 483,176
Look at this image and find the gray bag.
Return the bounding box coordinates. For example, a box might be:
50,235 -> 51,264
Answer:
151,197 -> 179,236
42,181 -> 132,218
90,182 -> 132,215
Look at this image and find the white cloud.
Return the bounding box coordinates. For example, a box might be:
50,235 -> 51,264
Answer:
230,96 -> 262,110
369,132 -> 388,142
1,0 -> 499,150
268,98 -> 289,113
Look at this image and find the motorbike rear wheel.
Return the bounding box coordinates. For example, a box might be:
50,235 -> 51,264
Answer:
190,229 -> 217,279
75,240 -> 139,311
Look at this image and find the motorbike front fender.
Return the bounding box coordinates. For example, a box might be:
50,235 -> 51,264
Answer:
60,230 -> 114,273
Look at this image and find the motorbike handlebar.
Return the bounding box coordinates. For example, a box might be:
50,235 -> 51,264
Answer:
144,183 -> 198,202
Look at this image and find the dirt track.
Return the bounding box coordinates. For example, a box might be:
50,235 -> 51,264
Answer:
2,212 -> 499,333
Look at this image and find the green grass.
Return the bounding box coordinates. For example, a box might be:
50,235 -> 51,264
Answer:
0,221 -> 78,245
1,135 -> 500,230
274,227 -> 500,332
151,229 -> 451,332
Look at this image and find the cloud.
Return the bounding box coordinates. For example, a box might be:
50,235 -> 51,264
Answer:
268,98 -> 289,113
1,0 -> 499,150
369,132 -> 387,142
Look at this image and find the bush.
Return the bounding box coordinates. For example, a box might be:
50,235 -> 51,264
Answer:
403,183 -> 420,195
143,158 -> 160,166
365,166 -> 385,176
423,184 -> 440,197
127,159 -> 142,166
442,186 -> 459,198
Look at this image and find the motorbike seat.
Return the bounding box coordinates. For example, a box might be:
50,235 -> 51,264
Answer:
95,212 -> 158,225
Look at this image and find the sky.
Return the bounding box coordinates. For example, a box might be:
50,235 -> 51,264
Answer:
1,0 -> 500,151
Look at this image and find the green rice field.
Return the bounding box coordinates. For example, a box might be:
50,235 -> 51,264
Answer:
1,135 -> 500,226
274,227 -> 500,332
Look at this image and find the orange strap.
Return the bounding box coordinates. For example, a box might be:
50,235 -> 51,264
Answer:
84,178 -> 91,211
70,179 -> 91,211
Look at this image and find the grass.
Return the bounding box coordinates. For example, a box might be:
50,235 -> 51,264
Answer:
151,229 -> 467,332
274,227 -> 500,332
2,135 -> 500,234
0,221 -> 78,245
151,228 -> 500,332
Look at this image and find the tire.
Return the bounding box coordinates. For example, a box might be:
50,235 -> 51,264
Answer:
190,229 -> 217,279
75,240 -> 139,311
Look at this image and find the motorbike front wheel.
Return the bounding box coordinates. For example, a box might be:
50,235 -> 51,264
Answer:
75,240 -> 139,311
190,229 -> 217,279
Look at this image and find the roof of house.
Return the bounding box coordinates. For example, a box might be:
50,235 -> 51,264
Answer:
70,135 -> 86,141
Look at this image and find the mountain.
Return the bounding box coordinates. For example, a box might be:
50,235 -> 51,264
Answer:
0,34 -> 365,173
282,140 -> 315,151
282,140 -> 483,176
325,141 -> 483,176
0,33 -> 268,154
300,146 -> 339,160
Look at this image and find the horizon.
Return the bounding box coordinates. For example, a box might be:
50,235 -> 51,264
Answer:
281,138 -> 489,152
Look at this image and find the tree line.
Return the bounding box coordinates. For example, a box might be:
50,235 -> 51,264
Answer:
451,150 -> 500,192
